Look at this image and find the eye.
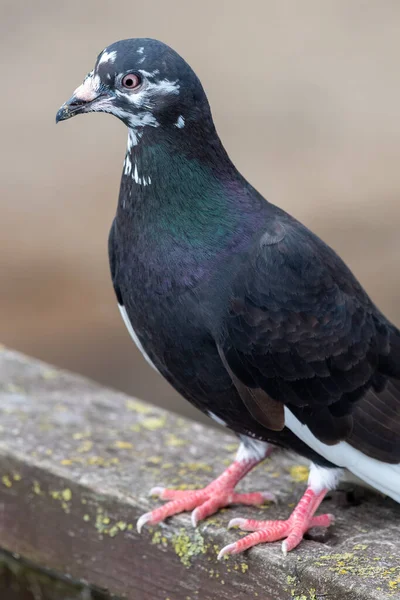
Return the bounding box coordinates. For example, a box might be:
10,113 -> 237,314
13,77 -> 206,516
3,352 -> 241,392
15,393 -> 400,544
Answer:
121,73 -> 141,89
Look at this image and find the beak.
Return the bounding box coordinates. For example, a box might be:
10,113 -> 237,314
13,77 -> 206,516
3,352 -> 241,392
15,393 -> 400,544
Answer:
55,95 -> 93,123
56,73 -> 107,124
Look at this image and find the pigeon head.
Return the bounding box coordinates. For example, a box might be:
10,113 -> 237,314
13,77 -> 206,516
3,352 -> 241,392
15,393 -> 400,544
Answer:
56,38 -> 211,139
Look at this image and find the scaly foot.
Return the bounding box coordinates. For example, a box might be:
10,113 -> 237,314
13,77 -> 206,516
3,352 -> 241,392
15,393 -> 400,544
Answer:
218,487 -> 334,557
137,440 -> 274,532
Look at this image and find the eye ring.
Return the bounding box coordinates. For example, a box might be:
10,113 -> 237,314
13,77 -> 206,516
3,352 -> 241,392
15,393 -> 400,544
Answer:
121,73 -> 141,89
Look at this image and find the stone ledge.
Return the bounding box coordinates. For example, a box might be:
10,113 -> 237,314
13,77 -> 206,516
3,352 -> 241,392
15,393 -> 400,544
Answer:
0,348 -> 399,600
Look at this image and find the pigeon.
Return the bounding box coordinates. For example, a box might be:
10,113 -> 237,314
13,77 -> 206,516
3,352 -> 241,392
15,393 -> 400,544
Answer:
56,38 -> 400,557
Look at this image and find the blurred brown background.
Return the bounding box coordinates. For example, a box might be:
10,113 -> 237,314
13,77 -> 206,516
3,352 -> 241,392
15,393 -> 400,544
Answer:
1,0 -> 400,427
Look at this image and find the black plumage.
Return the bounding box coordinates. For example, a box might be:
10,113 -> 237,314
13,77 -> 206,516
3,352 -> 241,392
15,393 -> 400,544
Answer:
57,38 -> 400,554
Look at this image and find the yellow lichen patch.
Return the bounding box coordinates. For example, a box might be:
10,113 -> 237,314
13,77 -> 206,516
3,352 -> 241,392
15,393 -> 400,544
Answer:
62,488 -> 72,501
129,424 -> 141,433
179,462 -> 213,474
114,441 -> 133,450
224,443 -> 238,453
83,514 -> 90,522
141,415 -> 167,431
147,456 -> 163,464
353,544 -> 368,551
73,431 -> 91,440
389,576 -> 400,590
6,383 -> 25,394
13,473 -> 21,482
2,475 -> 12,488
315,551 -> 400,594
86,455 -> 120,467
77,440 -> 93,453
172,529 -> 206,567
93,508 -> 128,538
125,399 -> 154,414
152,530 -> 168,548
32,481 -> 43,495
166,434 -> 187,447
42,369 -> 58,380
61,459 -> 73,466
289,465 -> 309,483
49,488 -> 72,513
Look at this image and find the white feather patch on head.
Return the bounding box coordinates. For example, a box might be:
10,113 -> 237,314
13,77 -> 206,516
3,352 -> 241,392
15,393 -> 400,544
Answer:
123,78 -> 180,109
99,50 -> 117,65
139,69 -> 160,78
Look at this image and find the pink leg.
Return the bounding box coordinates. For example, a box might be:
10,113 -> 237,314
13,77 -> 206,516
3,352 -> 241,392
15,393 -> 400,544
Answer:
137,441 -> 274,532
218,486 -> 334,558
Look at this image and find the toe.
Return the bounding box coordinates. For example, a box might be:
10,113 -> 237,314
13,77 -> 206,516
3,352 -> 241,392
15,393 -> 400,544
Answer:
228,517 -> 274,531
231,491 -> 277,505
309,513 -> 335,528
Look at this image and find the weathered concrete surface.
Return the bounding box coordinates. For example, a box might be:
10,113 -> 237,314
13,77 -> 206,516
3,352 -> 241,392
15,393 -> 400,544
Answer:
0,348 -> 399,600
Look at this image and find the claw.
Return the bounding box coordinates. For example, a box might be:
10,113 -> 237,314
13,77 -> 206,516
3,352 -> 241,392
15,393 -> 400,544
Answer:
228,517 -> 247,529
137,512 -> 153,533
191,508 -> 199,528
261,491 -> 277,503
217,542 -> 238,560
149,486 -> 165,497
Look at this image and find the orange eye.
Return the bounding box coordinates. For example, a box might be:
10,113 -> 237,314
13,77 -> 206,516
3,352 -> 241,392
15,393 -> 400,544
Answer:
121,73 -> 141,89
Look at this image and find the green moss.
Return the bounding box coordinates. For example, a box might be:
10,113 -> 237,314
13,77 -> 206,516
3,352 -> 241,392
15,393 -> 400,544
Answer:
172,528 -> 206,567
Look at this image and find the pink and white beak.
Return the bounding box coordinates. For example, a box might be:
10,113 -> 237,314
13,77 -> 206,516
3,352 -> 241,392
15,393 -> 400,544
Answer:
56,72 -> 107,123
